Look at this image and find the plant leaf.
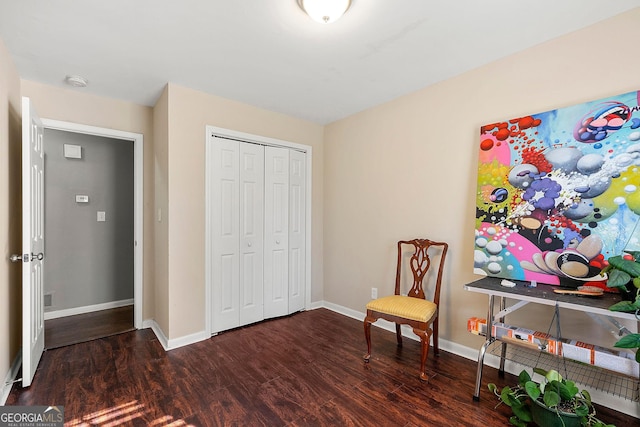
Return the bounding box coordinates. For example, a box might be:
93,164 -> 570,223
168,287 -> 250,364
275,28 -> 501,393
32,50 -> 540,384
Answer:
564,380 -> 579,398
614,333 -> 640,349
508,416 -> 526,427
518,370 -> 531,386
511,405 -> 532,423
543,389 -> 560,407
606,268 -> 631,288
544,369 -> 562,382
524,381 -> 540,400
549,380 -> 572,400
608,300 -> 639,312
532,367 -> 547,377
636,348 -> 640,363
500,386 -> 521,408
608,256 -> 640,276
575,404 -> 589,417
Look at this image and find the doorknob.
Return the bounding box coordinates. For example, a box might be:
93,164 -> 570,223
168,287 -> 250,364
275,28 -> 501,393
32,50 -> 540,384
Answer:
9,253 -> 43,262
10,254 -> 28,263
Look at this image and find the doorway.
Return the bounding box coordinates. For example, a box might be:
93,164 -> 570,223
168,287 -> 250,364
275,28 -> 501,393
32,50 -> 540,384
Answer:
41,120 -> 144,348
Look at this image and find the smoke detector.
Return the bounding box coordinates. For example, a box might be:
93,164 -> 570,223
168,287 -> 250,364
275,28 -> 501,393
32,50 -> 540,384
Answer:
64,75 -> 88,88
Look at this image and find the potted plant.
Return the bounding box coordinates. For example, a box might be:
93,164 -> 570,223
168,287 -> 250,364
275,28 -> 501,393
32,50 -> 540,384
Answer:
487,368 -> 615,427
599,251 -> 640,363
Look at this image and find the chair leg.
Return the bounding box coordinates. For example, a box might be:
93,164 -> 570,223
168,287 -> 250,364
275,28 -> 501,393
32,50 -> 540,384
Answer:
363,318 -> 373,362
433,317 -> 440,357
414,328 -> 432,381
395,323 -> 403,347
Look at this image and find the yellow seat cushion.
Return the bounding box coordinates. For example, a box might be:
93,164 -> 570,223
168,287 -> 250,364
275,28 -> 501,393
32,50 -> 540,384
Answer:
366,295 -> 437,323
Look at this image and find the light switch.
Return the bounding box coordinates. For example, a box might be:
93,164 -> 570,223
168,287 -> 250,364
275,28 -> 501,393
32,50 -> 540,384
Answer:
75,195 -> 89,203
97,211 -> 106,222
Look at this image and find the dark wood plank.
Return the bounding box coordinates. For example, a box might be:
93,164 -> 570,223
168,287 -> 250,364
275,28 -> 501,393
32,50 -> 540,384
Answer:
45,305 -> 134,349
7,309 -> 637,426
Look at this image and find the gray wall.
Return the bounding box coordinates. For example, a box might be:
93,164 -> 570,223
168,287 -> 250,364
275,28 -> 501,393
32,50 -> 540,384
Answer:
44,129 -> 134,312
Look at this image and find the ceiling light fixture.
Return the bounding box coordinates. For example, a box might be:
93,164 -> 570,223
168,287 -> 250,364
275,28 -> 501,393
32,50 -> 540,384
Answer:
297,0 -> 351,24
64,75 -> 88,88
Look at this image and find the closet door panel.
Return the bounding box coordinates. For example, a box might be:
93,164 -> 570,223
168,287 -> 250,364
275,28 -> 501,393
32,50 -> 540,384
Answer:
264,146 -> 289,319
211,139 -> 240,333
288,150 -> 306,313
239,143 -> 264,326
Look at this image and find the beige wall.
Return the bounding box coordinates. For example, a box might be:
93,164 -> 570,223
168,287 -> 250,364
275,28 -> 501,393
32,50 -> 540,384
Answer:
160,83 -> 324,339
153,87 -> 169,335
0,38 -> 22,391
20,81 -> 156,321
323,8 -> 640,350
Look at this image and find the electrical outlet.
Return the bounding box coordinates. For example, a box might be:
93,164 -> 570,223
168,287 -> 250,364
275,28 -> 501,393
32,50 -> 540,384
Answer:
371,287 -> 378,299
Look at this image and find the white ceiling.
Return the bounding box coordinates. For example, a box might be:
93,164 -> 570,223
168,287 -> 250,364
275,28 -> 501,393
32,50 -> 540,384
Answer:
1,1 -> 638,125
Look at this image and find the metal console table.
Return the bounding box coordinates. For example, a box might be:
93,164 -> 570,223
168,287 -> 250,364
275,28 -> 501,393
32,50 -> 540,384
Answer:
464,276 -> 639,402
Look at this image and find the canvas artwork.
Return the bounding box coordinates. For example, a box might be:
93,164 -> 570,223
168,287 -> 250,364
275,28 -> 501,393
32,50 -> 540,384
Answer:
474,90 -> 640,286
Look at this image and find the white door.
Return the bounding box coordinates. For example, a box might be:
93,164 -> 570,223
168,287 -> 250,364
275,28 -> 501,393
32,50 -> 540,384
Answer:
239,143 -> 265,326
211,138 -> 241,333
264,146 -> 289,319
288,150 -> 306,313
211,139 -> 266,332
21,97 -> 45,387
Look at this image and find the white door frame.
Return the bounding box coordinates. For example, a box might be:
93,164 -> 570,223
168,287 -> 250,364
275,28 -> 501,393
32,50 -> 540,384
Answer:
41,119 -> 144,329
205,126 -> 312,336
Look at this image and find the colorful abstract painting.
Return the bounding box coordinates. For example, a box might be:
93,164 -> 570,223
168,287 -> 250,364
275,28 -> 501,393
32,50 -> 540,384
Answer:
474,90 -> 640,286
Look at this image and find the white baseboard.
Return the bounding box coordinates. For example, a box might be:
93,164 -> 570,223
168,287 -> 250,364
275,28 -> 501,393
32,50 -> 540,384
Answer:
142,319 -> 209,351
143,319 -> 169,350
166,330 -> 209,350
1,351 -> 22,405
44,299 -> 134,320
308,300 -> 325,310
319,300 -> 640,419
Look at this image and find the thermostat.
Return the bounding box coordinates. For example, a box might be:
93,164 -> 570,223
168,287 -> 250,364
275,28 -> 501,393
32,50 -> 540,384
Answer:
64,144 -> 82,159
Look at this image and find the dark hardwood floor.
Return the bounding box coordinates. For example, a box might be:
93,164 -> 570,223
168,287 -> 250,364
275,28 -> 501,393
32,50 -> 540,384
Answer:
45,305 -> 135,349
7,308 -> 637,426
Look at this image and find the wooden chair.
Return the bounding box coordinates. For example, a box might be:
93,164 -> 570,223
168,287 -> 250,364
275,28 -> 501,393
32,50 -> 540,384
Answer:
363,238 -> 448,381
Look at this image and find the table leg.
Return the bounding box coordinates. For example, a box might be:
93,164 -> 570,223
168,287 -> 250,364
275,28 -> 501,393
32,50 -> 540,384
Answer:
498,296 -> 506,377
473,294 -> 495,401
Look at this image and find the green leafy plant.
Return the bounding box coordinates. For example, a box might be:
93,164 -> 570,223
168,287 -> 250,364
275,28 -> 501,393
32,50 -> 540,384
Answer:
488,369 -> 614,427
600,251 -> 640,363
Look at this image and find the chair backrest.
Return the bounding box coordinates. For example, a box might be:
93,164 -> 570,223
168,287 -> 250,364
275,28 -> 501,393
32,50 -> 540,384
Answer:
395,239 -> 448,304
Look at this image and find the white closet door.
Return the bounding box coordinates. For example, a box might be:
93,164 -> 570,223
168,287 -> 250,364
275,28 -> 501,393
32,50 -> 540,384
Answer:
211,138 -> 241,333
288,150 -> 306,313
264,146 -> 289,319
239,143 -> 264,326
